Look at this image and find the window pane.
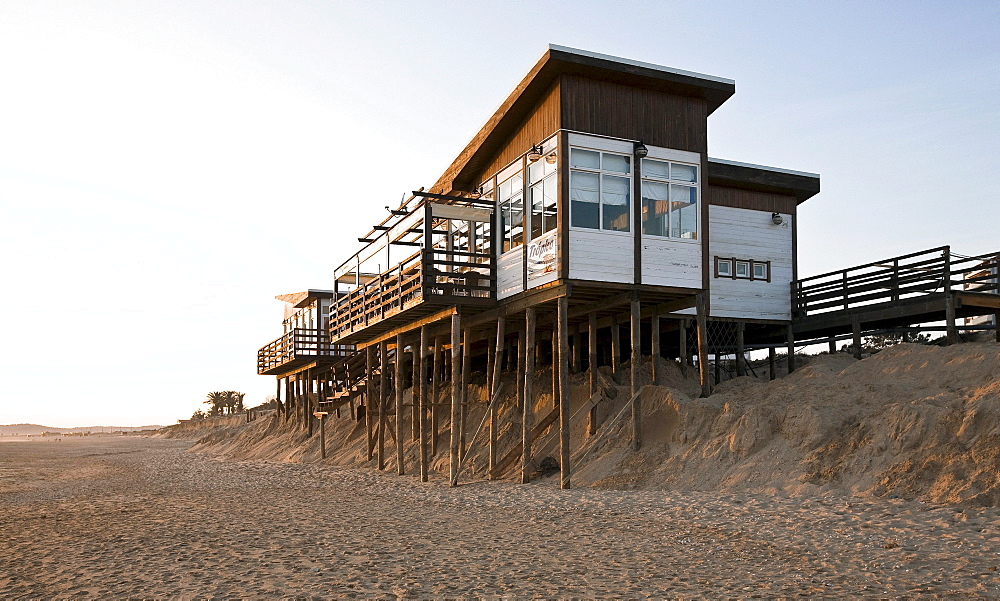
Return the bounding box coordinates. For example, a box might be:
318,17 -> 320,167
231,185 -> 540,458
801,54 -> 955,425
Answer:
543,174 -> 557,234
643,159 -> 670,180
602,153 -> 630,174
753,263 -> 767,279
530,182 -> 543,240
528,159 -> 544,185
669,184 -> 697,239
717,259 -> 732,277
672,163 -> 698,183
570,170 -> 600,229
570,148 -> 600,170
510,194 -> 523,248
736,261 -> 749,277
641,180 -> 669,237
499,178 -> 511,202
602,175 -> 630,231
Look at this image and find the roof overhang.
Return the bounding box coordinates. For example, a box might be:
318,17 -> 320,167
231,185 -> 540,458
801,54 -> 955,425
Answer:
435,45 -> 736,194
276,289 -> 335,308
707,158 -> 820,204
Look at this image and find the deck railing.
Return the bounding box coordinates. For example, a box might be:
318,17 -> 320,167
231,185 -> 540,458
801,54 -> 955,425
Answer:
792,246 -> 999,317
329,247 -> 495,341
257,328 -> 343,375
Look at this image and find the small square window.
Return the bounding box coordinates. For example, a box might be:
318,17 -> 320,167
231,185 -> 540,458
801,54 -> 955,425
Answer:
735,261 -> 750,279
753,262 -> 768,281
716,257 -> 733,278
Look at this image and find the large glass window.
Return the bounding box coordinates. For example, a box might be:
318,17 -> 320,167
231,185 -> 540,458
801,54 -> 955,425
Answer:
570,148 -> 631,232
528,155 -> 557,240
641,158 -> 699,239
498,171 -> 523,252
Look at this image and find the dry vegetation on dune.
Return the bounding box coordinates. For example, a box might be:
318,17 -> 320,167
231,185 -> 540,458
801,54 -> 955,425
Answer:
180,342 -> 1000,506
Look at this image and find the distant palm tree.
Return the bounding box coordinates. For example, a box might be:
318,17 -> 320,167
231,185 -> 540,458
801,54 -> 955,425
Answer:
204,391 -> 227,416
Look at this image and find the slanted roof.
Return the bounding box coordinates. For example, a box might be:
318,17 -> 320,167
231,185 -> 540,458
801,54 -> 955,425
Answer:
275,289 -> 334,308
707,158 -> 820,204
434,45 -> 736,194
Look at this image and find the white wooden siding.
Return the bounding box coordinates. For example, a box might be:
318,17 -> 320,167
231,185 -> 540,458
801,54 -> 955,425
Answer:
642,238 -> 701,289
568,229 -> 633,283
497,247 -> 524,300
709,205 -> 793,320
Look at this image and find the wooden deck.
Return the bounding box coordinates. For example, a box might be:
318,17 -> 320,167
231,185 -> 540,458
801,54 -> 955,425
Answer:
257,328 -> 350,376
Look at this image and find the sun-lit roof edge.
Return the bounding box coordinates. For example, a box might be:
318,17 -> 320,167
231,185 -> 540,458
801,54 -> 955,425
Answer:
709,157 -> 819,179
548,44 -> 735,86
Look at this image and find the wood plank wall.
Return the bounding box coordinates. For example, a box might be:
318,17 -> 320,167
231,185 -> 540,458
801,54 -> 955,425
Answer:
706,186 -> 798,215
559,75 -> 708,154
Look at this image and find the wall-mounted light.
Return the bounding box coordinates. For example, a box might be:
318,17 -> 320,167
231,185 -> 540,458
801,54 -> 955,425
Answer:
544,149 -> 558,164
527,144 -> 544,163
634,141 -> 648,158
771,212 -> 783,225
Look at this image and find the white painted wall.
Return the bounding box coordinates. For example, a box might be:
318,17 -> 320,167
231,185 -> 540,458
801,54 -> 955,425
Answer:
708,205 -> 793,320
568,229 -> 633,283
642,237 -> 701,288
497,247 -> 523,299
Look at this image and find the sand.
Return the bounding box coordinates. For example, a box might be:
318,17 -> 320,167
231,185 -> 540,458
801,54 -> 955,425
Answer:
2,435 -> 999,599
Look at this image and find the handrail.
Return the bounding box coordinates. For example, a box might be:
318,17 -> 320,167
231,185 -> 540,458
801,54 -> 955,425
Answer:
257,328 -> 345,374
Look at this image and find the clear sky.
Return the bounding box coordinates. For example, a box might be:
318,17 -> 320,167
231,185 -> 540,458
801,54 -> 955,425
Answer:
1,1 -> 997,427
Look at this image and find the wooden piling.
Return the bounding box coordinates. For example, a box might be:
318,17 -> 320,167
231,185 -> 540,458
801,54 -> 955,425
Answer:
630,299 -> 641,451
516,330 -> 526,411
419,326 -> 430,482
378,340 -> 387,471
411,338 -> 420,440
460,329 -> 470,460
787,324 -> 796,373
610,314 -> 620,375
431,335 -> 441,456
366,347 -> 374,460
651,313 -> 660,385
769,346 -> 777,380
696,293 -> 710,398
557,296 -> 571,489
522,307 -> 536,484
736,322 -> 745,377
395,334 -> 405,475
449,313 -> 461,487
679,319 -> 688,378
319,413 -> 326,459
588,311 -> 598,436
488,318 -> 505,479
852,318 -> 862,360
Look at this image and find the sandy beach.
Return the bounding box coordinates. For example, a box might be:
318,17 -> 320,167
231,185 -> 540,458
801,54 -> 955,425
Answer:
1,435 -> 997,599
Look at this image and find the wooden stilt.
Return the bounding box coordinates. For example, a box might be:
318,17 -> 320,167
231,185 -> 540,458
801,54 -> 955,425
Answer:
431,335 -> 441,456
419,325 -> 430,482
571,324 -> 581,373
366,347 -> 374,460
522,307 -> 536,484
395,334 -> 405,475
378,340 -> 387,471
588,311 -> 598,436
944,246 -> 958,345
275,378 -> 282,418
787,324 -> 796,373
696,293 -> 711,398
769,346 -> 777,380
735,322 -> 745,377
516,330 -> 525,412
557,296 -> 571,489
411,338 -> 420,440
551,328 -> 558,401
486,334 -> 496,392
630,299 -> 641,451
611,314 -> 620,376
460,329 -> 470,460
319,413 -> 326,459
651,313 -> 660,385
829,338 -> 837,354
449,313 -> 461,487
851,318 -> 862,360
679,319 -> 688,378
488,318 -> 505,479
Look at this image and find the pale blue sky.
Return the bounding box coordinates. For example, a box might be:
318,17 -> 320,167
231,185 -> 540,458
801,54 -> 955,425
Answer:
1,1 -> 997,426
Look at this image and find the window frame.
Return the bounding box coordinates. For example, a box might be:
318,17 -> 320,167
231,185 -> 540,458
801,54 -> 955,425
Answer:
714,256 -> 772,282
640,157 -> 700,241
569,146 -> 633,234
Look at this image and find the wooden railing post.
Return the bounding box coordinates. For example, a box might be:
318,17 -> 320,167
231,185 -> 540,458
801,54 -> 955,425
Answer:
944,246 -> 957,344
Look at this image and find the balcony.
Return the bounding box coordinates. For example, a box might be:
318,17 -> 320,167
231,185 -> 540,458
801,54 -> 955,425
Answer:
329,247 -> 495,344
257,328 -> 347,376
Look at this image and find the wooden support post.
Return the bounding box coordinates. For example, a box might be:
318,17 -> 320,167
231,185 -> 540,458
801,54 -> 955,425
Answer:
522,307 -> 536,484
411,338 -> 419,440
769,347 -> 777,380
696,293 -> 711,398
366,346 -> 374,460
431,335 -> 441,456
551,328 -> 557,398
679,318 -> 688,378
449,313 -> 461,487
571,324 -> 581,373
419,325 -> 430,482
486,334 -> 496,392
276,378 -> 282,418
714,353 -> 721,385
516,330 -> 525,412
630,299 -> 641,451
852,318 -> 862,360
944,247 -> 958,345
735,322 -> 745,377
460,329 -> 470,460
488,318 -> 505,479
319,413 -> 326,459
651,313 -> 660,385
395,334 -> 405,475
611,314 -> 621,376
588,311 -> 598,436
829,338 -> 837,354
787,324 -> 796,374
378,340 -> 387,471
557,296 -> 571,489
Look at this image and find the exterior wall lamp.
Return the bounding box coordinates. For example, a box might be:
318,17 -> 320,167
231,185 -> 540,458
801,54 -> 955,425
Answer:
527,144 -> 544,163
771,212 -> 784,225
634,141 -> 648,158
